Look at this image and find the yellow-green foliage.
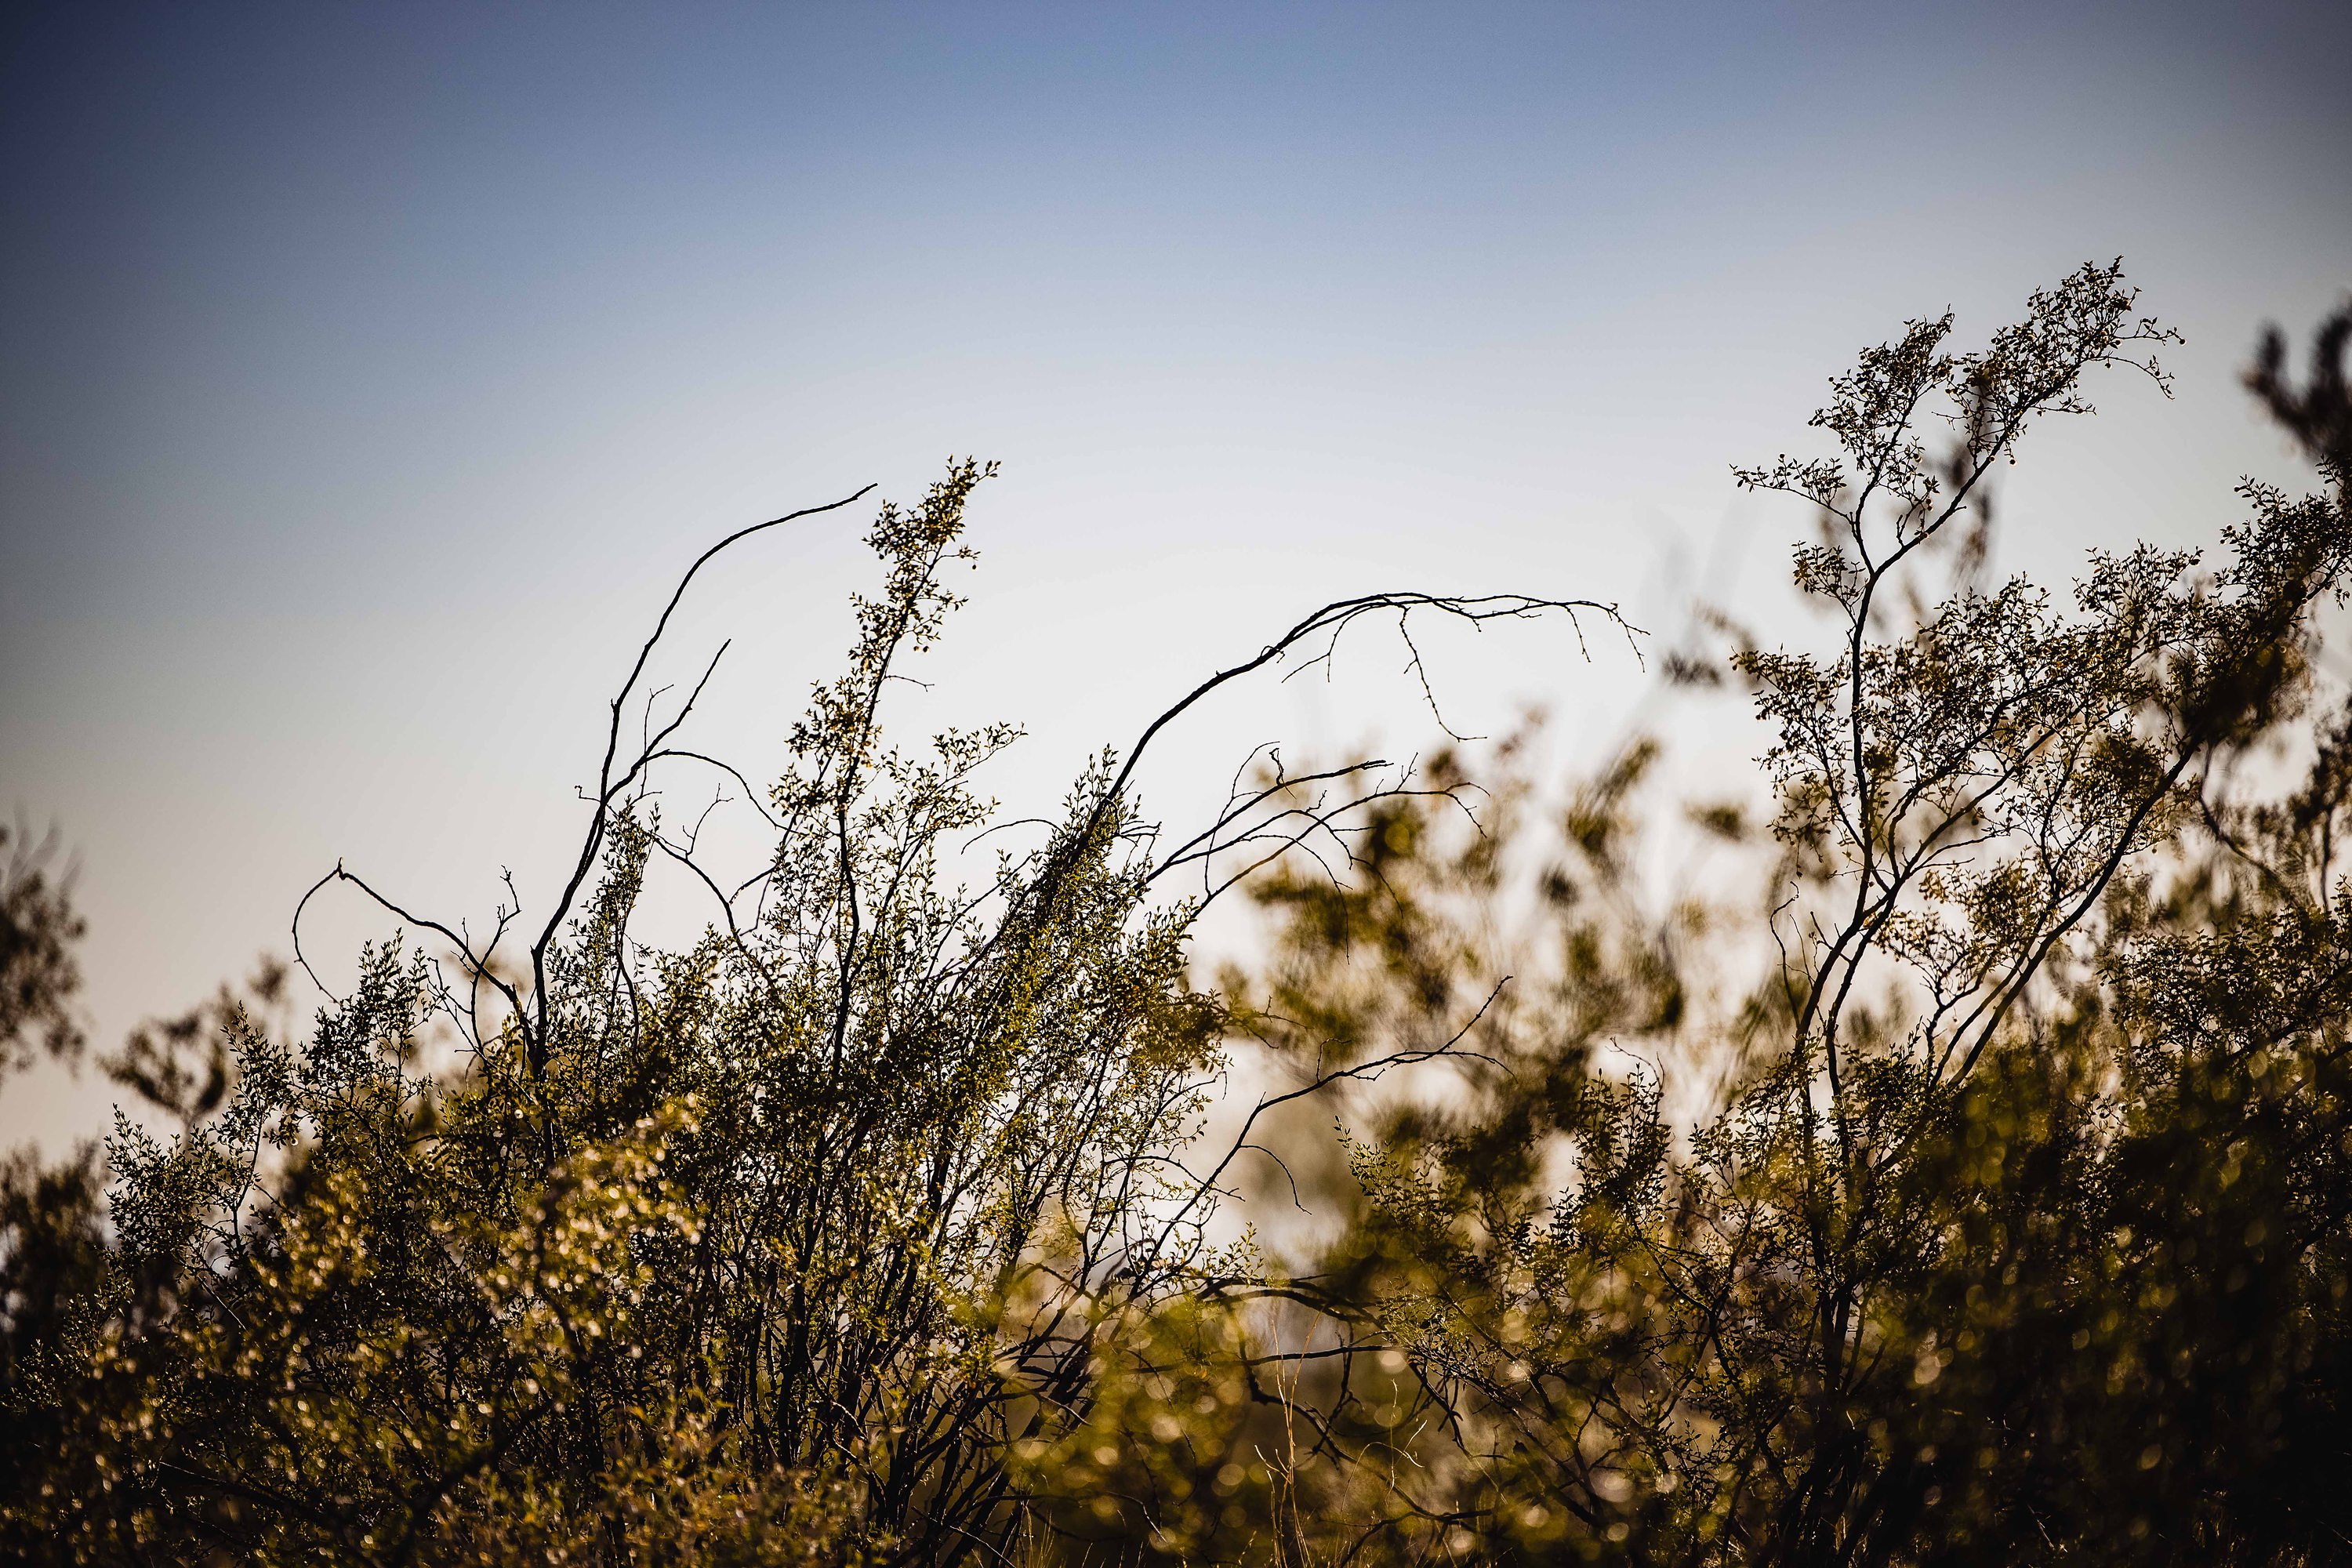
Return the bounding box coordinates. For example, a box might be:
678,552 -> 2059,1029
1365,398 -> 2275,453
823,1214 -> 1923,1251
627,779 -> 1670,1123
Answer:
1202,274 -> 2352,1564
5,274 -> 2350,1568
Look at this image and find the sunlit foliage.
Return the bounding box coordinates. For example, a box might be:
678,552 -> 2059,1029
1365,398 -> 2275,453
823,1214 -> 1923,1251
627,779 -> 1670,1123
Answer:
1209,268 -> 2352,1564
2,267 -> 2348,1567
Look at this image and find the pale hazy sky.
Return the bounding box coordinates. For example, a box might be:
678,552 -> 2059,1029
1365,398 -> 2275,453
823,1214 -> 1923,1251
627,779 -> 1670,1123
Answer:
4,2 -> 2348,1148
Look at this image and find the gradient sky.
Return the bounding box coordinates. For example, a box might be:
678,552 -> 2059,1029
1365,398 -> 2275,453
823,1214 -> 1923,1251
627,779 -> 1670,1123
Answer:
4,2 -> 2348,1149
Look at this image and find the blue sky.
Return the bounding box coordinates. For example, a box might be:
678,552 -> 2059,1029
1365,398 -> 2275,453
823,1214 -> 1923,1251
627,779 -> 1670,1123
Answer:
4,2 -> 2347,1145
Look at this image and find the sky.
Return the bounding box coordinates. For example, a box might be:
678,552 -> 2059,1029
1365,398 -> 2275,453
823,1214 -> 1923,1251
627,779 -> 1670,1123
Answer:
4,2 -> 2348,1150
